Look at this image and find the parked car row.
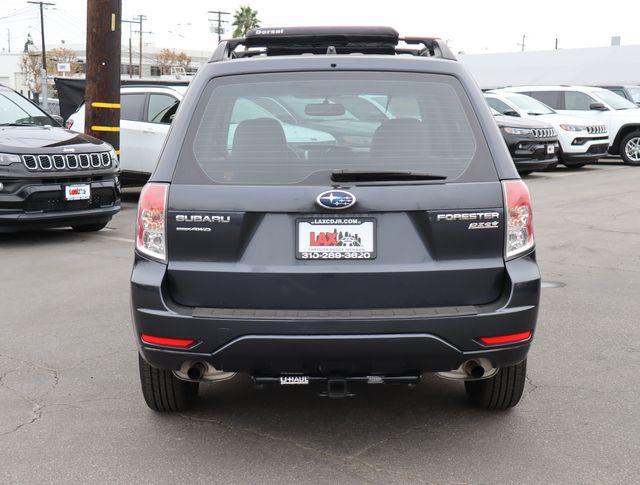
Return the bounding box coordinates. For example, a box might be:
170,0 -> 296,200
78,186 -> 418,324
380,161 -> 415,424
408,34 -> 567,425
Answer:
63,82 -> 640,183
1,74 -> 639,234
521,86 -> 640,166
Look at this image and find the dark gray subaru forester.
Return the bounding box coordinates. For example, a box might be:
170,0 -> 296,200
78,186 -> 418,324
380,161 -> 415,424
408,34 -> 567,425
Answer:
131,27 -> 540,412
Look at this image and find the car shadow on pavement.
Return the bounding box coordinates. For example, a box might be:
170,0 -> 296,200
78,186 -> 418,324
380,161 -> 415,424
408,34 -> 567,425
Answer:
170,373 -> 505,461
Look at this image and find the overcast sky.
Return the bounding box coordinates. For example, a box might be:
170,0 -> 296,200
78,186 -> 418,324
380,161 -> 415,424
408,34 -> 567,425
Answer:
1,0 -> 639,56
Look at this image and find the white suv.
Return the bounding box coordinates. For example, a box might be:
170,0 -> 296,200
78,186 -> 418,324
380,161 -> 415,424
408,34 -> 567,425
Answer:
500,86 -> 640,166
485,90 -> 608,168
66,84 -> 188,183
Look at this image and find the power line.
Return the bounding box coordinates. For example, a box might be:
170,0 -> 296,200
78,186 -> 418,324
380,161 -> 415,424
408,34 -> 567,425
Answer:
0,6 -> 33,21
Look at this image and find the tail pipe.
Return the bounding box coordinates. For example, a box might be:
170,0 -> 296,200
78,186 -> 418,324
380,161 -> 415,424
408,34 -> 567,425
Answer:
437,358 -> 498,381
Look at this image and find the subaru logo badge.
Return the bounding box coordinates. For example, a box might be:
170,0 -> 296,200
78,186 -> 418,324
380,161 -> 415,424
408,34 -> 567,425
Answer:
316,190 -> 356,210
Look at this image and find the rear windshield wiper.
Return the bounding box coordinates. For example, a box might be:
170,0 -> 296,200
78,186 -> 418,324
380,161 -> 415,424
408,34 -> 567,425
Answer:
331,170 -> 447,182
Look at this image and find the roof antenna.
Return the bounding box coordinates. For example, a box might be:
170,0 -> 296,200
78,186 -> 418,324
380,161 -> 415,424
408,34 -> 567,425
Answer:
326,45 -> 337,55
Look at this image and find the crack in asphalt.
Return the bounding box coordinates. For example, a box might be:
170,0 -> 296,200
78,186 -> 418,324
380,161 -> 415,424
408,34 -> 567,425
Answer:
0,350 -> 135,438
176,412 -> 428,484
0,403 -> 43,437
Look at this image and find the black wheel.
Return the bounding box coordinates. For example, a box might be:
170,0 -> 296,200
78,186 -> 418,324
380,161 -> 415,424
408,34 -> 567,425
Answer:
138,354 -> 199,412
620,131 -> 640,166
72,222 -> 108,232
518,170 -> 533,177
465,359 -> 527,410
562,162 -> 586,169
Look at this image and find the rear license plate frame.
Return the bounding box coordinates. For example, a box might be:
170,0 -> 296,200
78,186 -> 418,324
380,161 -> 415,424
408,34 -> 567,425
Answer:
296,216 -> 377,260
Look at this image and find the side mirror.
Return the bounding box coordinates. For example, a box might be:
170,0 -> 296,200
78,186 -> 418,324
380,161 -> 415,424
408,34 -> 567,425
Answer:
589,102 -> 608,111
503,110 -> 520,117
51,114 -> 64,126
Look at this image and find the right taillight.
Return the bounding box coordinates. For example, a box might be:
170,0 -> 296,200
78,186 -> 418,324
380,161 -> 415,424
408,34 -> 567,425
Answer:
136,183 -> 168,262
503,179 -> 534,259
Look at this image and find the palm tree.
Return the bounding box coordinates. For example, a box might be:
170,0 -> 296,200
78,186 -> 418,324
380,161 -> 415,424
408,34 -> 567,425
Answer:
232,6 -> 260,38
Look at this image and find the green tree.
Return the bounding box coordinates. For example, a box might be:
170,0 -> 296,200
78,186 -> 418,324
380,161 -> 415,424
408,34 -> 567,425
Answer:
232,5 -> 260,38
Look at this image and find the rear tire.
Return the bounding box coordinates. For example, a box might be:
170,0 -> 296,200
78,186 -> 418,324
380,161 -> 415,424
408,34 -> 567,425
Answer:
72,222 -> 108,232
620,131 -> 640,166
138,354 -> 199,412
465,359 -> 527,410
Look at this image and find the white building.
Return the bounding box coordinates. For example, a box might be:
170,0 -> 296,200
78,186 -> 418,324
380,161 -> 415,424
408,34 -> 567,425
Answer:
0,53 -> 26,93
0,43 -> 212,95
460,44 -> 640,89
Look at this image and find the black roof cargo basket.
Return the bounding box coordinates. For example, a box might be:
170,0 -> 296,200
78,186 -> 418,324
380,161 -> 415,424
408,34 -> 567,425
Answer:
210,26 -> 456,62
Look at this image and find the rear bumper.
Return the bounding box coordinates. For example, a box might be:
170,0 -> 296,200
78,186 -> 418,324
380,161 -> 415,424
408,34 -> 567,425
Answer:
131,253 -> 540,375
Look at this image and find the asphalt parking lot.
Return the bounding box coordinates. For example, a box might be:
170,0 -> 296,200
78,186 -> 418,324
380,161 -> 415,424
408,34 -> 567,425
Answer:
1,160 -> 639,485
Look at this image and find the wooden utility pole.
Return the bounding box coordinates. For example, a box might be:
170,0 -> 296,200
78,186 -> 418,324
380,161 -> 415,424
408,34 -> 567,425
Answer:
27,1 -> 55,109
135,14 -> 148,79
27,2 -> 55,72
122,19 -> 137,77
208,10 -> 230,42
85,0 -> 122,154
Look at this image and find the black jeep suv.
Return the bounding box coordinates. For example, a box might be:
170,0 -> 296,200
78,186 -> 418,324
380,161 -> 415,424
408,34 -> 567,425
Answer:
132,27 -> 540,411
491,109 -> 559,175
0,85 -> 120,233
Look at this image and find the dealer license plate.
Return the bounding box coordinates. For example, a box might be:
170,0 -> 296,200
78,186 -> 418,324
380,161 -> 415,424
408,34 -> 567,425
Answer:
297,217 -> 376,260
64,184 -> 91,201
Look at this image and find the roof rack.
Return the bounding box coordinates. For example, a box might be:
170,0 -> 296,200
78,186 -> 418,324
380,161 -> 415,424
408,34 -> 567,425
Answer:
210,26 -> 456,62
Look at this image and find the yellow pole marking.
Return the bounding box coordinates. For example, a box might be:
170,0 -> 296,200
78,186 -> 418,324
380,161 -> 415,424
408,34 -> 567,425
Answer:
91,102 -> 121,109
91,126 -> 120,132
111,13 -> 116,32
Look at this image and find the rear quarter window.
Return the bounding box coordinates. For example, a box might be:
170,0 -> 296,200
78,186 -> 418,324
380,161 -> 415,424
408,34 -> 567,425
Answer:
176,71 -> 495,185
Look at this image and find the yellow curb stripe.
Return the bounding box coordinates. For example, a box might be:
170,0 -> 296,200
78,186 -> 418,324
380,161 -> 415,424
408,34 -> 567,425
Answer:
91,102 -> 121,109
90,125 -> 120,132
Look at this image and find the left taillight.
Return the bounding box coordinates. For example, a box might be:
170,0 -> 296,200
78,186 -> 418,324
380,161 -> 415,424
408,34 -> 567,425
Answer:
503,179 -> 534,260
136,183 -> 168,262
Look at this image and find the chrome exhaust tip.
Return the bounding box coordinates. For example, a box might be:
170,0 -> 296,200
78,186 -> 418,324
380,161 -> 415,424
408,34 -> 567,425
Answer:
437,358 -> 498,381
174,361 -> 236,383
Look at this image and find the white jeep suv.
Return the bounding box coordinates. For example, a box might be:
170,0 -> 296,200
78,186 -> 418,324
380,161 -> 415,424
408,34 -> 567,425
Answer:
66,84 -> 188,184
485,90 -> 608,168
500,86 -> 640,166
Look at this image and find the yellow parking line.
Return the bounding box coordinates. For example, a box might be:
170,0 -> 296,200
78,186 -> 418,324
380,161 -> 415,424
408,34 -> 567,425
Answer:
91,102 -> 121,109
91,126 -> 120,132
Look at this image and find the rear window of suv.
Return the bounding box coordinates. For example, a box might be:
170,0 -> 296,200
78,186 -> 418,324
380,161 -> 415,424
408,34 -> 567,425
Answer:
182,71 -> 492,184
